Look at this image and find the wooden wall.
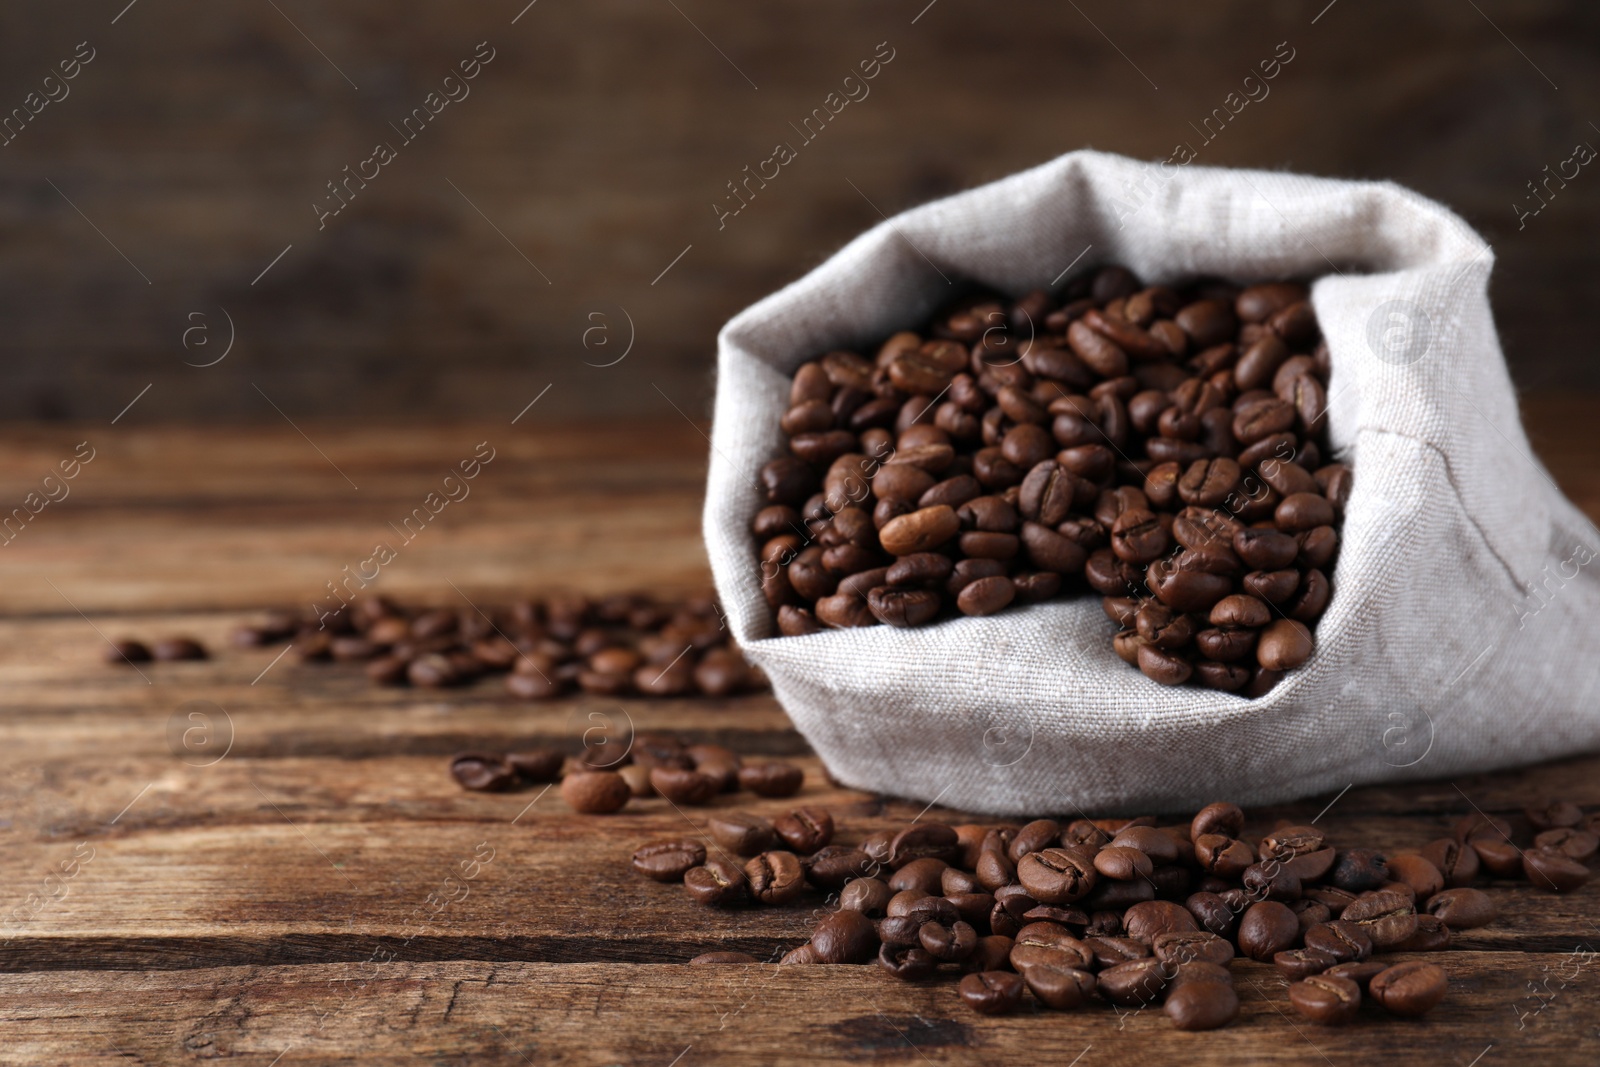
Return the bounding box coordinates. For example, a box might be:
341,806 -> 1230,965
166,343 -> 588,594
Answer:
1,0 -> 1596,421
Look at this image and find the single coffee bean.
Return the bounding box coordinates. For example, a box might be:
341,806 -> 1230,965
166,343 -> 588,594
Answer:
774,807 -> 834,854
1018,848 -> 1098,904
1164,977 -> 1240,1031
1153,930 -> 1233,967
963,935 -> 1016,974
920,920 -> 979,961
878,942 -> 937,981
1242,861 -> 1302,902
632,840 -> 707,883
560,771 -> 631,814
840,877 -> 894,916
1098,958 -> 1169,1006
1395,914 -> 1453,952
1303,920 -> 1372,962
812,909 -> 879,964
1185,892 -> 1239,938
738,761 -> 804,797
1525,799 -> 1584,831
1094,846 -> 1155,882
1085,935 -> 1150,969
1275,947 -> 1338,980
1191,801 -> 1245,840
1535,827 -> 1600,862
1420,837 -> 1480,888
684,857 -> 747,906
1386,852 -> 1445,900
1424,887 -> 1498,929
1330,848 -> 1389,892
707,813 -> 778,857
1238,901 -> 1300,961
956,575 -> 1015,616
1341,888 -> 1418,949
1289,974 -> 1361,1025
1369,961 -> 1448,1017
1523,846 -> 1592,893
1123,900 -> 1199,944
959,971 -> 1025,1015
806,846 -> 875,890
1256,618 -> 1313,670
450,753 -> 515,792
745,851 -> 805,904
1025,962 -> 1098,1010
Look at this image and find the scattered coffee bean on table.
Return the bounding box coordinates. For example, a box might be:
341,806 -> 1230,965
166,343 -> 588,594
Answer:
757,266 -> 1348,692
630,795 -> 1595,1030
107,590 -> 767,699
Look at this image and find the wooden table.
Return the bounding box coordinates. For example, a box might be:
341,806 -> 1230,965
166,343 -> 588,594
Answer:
2,406 -> 1598,1065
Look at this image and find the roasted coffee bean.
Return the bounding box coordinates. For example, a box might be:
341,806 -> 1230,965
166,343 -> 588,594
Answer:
450,753 -> 515,792
1010,922 -> 1094,972
812,909 -> 879,963
1195,834 -> 1255,878
1238,901 -> 1300,961
1017,848 -> 1098,904
684,857 -> 747,906
1395,914 -> 1453,952
1524,847 -> 1591,893
920,920 -> 979,961
888,857 -> 948,896
745,851 -> 805,904
561,771 -> 631,814
1098,958 -> 1169,1006
959,971 -> 1025,1015
1424,887 -> 1498,929
1535,826 -> 1600,862
1341,888 -> 1418,948
1525,799 -> 1584,831
1330,848 -> 1390,892
1289,974 -> 1361,1025
738,761 -> 804,797
649,767 -> 719,806
632,840 -> 707,883
774,807 -> 834,854
1123,900 -> 1199,944
1386,852 -> 1445,900
806,847 -> 875,890
707,812 -> 778,857
1094,846 -> 1155,882
878,942 -> 938,980
1165,973 -> 1240,1031
1304,920 -> 1372,962
840,877 -> 894,916
1420,838 -> 1479,888
1242,861 -> 1302,902
1369,961 -> 1448,1017
1153,930 -> 1233,967
1185,892 -> 1239,938
1191,802 -> 1245,840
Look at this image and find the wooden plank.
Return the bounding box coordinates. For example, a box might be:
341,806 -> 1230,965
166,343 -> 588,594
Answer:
0,955 -> 1595,1066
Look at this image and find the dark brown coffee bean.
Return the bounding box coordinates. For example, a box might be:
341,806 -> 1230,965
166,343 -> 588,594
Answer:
959,970 -> 1025,1015
1423,887 -> 1497,929
1526,799 -> 1585,831
1094,846 -> 1154,882
812,909 -> 879,963
1418,837 -> 1479,887
1535,827 -> 1600,862
560,771 -> 630,814
649,767 -> 718,806
684,857 -> 747,906
1242,861 -> 1301,902
890,823 -> 961,868
774,807 -> 834,854
632,840 -> 707,883
1153,930 -> 1233,967
1394,914 -> 1453,952
1523,847 -> 1591,893
878,941 -> 937,980
1123,899 -> 1199,944
1191,802 -> 1244,840
1017,848 -> 1098,904
1164,976 -> 1239,1031
1304,920 -> 1372,962
1341,888 -> 1418,948
1095,958 -> 1166,1006
840,877 -> 894,916
450,753 -> 515,792
920,920 -> 979,961
708,812 -> 778,857
1289,973 -> 1361,1025
1369,961 -> 1447,1017
1238,901 -> 1299,961
738,761 -> 804,797
502,748 -> 563,784
745,851 -> 805,904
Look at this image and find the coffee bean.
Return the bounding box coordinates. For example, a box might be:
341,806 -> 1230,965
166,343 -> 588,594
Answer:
1165,976 -> 1240,1031
1098,958 -> 1169,1006
1524,846 -> 1591,893
1424,887 -> 1498,929
956,575 -> 1015,616
632,840 -> 707,883
1275,947 -> 1338,980
840,877 -> 894,916
745,851 -> 805,904
561,771 -> 631,814
959,971 -> 1025,1015
1153,930 -> 1233,967
920,920 -> 979,961
504,748 -> 564,783
1238,901 -> 1300,961
708,812 -> 778,857
1535,827 -> 1600,862
1289,974 -> 1361,1025
774,807 -> 835,854
878,942 -> 938,980
812,909 -> 879,963
1025,962 -> 1098,1010
1017,848 -> 1098,904
1386,852 -> 1444,900
1369,961 -> 1448,1017
1304,920 -> 1371,962
1525,799 -> 1584,831
649,767 -> 718,806
684,857 -> 747,906
738,761 -> 804,797
891,823 -> 961,868
1094,846 -> 1154,881
1395,914 -> 1452,952
1341,888 -> 1418,949
1124,900 -> 1199,944
450,753 -> 515,792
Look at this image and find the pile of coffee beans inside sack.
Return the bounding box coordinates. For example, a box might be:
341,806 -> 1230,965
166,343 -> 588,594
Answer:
104,591 -> 766,699
448,733 -> 805,814
632,798 -> 1595,1029
756,264 -> 1347,694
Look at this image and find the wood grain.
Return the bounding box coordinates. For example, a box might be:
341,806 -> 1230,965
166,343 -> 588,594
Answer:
0,418 -> 1598,1064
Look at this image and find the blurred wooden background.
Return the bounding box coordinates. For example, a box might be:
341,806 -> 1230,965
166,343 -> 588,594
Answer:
0,0 -> 1596,422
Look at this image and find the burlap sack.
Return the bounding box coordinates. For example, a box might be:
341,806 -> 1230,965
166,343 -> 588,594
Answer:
703,149 -> 1600,816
